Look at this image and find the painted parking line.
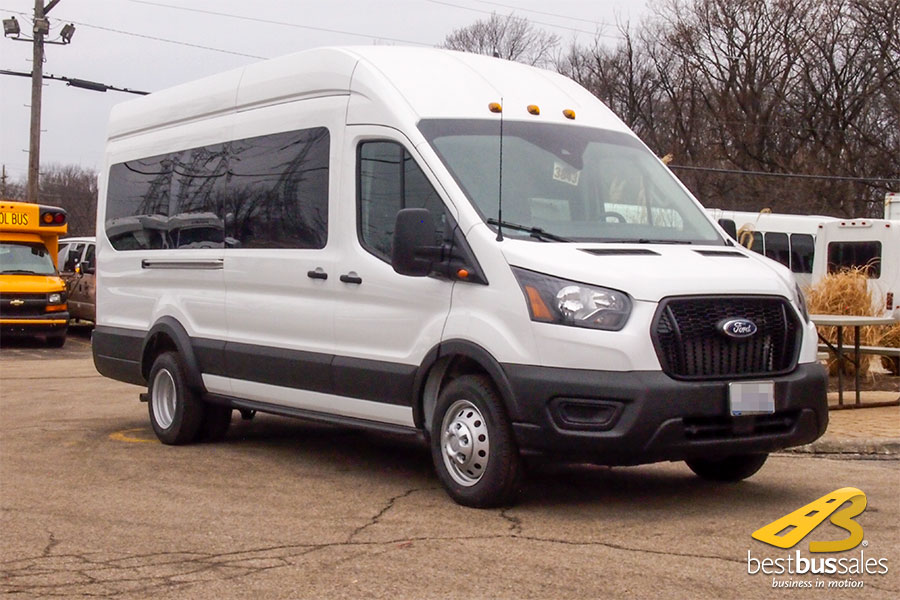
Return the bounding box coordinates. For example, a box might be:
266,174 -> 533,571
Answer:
109,428 -> 158,443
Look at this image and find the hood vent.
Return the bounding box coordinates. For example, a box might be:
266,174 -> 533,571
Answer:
580,248 -> 660,256
694,250 -> 747,258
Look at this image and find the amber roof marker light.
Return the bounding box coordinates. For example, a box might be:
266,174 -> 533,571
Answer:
563,109 -> 576,120
488,102 -> 502,113
527,104 -> 540,115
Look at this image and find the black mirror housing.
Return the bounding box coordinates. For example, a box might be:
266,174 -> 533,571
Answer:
392,208 -> 437,276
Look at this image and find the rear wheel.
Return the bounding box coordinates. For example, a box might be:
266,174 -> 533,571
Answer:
430,375 -> 523,508
148,352 -> 204,445
686,453 -> 768,482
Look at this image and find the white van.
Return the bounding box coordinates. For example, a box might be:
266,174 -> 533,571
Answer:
93,47 -> 828,507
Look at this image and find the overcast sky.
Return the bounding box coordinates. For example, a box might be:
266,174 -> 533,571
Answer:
0,0 -> 648,183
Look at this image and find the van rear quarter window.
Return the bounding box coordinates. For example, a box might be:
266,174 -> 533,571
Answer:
106,127 -> 330,250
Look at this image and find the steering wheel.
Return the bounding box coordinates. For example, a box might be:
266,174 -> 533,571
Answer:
598,211 -> 627,223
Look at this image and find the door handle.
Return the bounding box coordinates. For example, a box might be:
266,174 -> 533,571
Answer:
339,272 -> 363,284
307,268 -> 328,280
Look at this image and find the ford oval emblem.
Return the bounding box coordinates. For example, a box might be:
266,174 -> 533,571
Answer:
720,318 -> 758,338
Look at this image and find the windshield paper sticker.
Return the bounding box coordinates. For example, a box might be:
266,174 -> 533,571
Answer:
553,162 -> 580,186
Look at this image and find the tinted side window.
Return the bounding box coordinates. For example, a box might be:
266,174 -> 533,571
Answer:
790,233 -> 814,274
83,244 -> 96,267
106,127 -> 329,250
358,141 -> 446,261
764,232 -> 790,267
740,230 -> 764,254
227,128 -> 329,249
828,241 -> 882,278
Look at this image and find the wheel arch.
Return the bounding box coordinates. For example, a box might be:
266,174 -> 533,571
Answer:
141,317 -> 205,392
413,339 -> 519,434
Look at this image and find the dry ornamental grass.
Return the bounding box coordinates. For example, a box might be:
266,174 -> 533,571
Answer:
805,267 -> 881,376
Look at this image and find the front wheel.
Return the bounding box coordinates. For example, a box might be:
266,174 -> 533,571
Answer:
686,453 -> 768,482
430,375 -> 523,508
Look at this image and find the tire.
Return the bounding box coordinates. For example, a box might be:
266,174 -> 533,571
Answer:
200,404 -> 232,442
430,375 -> 523,508
148,352 -> 204,445
46,333 -> 66,348
686,453 -> 769,482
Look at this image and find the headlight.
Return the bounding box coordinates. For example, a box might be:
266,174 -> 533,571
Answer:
48,292 -> 64,304
795,283 -> 810,323
513,267 -> 632,331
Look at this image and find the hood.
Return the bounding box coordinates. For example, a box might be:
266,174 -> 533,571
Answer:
0,274 -> 65,294
500,241 -> 794,302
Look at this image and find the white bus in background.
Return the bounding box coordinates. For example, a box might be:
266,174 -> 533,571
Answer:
708,208 -> 899,316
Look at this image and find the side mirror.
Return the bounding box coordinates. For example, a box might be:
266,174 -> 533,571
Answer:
80,260 -> 95,275
392,208 -> 438,277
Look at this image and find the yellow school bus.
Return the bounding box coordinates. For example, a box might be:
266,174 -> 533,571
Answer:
0,200 -> 70,346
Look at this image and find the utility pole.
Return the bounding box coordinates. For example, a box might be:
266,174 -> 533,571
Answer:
2,0 -> 67,203
27,0 -> 47,203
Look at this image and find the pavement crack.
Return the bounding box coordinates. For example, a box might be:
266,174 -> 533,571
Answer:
346,487 -> 425,542
41,530 -> 59,557
499,508 -> 523,534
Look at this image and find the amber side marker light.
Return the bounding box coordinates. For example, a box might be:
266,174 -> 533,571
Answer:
457,269 -> 470,280
563,109 -> 576,120
527,104 -> 540,115
524,286 -> 553,321
488,102 -> 502,113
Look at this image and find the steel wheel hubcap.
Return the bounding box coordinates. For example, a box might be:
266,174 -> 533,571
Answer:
441,399 -> 490,486
152,369 -> 177,429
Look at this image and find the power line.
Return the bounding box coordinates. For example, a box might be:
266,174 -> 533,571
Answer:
476,0 -> 613,27
425,0 -> 622,39
669,164 -> 900,184
124,0 -> 433,47
0,7 -> 267,58
1,68 -> 149,95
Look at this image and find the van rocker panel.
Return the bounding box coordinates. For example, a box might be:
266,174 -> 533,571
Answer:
505,362 -> 827,465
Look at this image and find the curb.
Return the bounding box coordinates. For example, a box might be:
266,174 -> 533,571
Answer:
781,438 -> 900,456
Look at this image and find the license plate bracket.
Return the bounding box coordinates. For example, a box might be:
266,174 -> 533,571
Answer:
729,381 -> 775,416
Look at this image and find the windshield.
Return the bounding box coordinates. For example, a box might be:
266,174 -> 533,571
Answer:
419,119 -> 723,244
0,242 -> 57,275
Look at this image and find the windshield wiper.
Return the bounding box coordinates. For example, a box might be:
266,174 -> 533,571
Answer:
0,269 -> 43,275
487,218 -> 572,242
636,239 -> 693,244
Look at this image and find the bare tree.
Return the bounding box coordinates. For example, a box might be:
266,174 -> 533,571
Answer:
458,1 -> 898,217
442,13 -> 559,67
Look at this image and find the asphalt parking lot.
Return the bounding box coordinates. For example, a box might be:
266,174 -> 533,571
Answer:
1,330 -> 898,599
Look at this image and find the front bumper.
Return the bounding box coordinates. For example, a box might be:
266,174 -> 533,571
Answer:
504,362 -> 828,465
0,314 -> 69,337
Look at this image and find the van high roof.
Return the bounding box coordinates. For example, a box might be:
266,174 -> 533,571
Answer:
108,46 -> 632,141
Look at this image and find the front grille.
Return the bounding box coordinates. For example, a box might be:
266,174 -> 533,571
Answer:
653,296 -> 801,379
683,411 -> 798,440
0,293 -> 48,318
